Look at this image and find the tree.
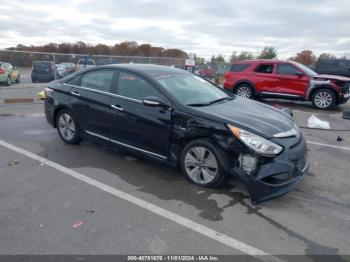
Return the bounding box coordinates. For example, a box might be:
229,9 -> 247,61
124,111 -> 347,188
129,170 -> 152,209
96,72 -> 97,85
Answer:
291,50 -> 316,66
211,54 -> 225,64
318,53 -> 336,60
258,46 -> 277,59
230,51 -> 255,63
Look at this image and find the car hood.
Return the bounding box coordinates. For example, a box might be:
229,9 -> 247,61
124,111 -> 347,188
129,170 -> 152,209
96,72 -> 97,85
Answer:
315,74 -> 350,82
190,97 -> 295,138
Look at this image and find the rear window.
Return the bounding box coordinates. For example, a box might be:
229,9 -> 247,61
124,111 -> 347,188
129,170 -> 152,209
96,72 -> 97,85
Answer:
230,63 -> 251,72
78,59 -> 94,65
33,61 -> 51,67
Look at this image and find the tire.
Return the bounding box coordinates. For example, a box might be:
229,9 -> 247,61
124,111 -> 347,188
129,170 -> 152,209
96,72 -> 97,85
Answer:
311,89 -> 336,110
234,84 -> 254,99
180,139 -> 228,188
15,75 -> 20,83
6,76 -> 11,86
56,109 -> 81,144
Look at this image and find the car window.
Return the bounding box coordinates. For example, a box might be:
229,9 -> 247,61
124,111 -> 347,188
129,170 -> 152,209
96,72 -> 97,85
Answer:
117,72 -> 161,101
78,59 -> 95,65
254,64 -> 274,74
230,63 -> 251,72
277,64 -> 300,75
80,70 -> 115,92
66,75 -> 81,86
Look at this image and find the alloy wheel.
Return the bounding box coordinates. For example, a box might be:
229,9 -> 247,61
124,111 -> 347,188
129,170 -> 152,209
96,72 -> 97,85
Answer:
237,86 -> 251,98
314,91 -> 333,109
184,146 -> 218,184
58,113 -> 76,141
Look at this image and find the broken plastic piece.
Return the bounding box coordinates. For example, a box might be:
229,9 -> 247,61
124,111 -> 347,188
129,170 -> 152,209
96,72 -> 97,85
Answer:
72,221 -> 84,228
307,115 -> 330,129
337,136 -> 343,142
8,160 -> 19,166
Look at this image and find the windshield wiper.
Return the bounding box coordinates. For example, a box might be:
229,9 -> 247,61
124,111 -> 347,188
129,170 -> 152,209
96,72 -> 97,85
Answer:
187,103 -> 210,107
208,97 -> 230,105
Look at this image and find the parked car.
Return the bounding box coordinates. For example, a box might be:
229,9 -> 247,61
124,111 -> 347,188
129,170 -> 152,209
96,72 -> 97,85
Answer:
60,62 -> 75,74
76,58 -> 95,71
44,64 -> 308,204
31,61 -> 56,83
195,64 -> 216,79
224,60 -> 350,110
55,64 -> 68,79
316,59 -> 350,78
0,62 -> 20,86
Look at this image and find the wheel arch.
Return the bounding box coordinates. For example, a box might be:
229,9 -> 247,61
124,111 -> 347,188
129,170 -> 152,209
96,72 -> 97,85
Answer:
233,80 -> 256,94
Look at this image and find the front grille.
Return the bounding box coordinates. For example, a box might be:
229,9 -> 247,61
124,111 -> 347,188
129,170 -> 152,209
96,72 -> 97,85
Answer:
295,154 -> 307,172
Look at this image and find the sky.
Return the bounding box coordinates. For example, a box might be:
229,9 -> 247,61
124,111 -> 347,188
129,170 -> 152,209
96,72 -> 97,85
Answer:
0,0 -> 349,59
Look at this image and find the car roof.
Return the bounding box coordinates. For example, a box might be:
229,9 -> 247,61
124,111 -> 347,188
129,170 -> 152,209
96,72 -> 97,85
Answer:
235,59 -> 292,64
98,63 -> 189,76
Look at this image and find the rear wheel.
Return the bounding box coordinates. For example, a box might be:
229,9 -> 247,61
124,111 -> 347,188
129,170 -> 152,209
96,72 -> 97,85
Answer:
180,139 -> 228,188
56,109 -> 81,144
312,89 -> 335,110
234,84 -> 254,99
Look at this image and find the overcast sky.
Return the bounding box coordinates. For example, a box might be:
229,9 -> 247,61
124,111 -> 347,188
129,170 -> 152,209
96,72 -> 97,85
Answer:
0,0 -> 349,59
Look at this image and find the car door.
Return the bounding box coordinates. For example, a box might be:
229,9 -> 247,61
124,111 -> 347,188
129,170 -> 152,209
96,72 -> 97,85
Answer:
67,69 -> 116,139
109,71 -> 172,159
253,63 -> 279,93
276,63 -> 309,97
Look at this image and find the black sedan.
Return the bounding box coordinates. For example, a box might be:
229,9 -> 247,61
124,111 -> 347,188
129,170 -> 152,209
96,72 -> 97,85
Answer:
44,64 -> 309,204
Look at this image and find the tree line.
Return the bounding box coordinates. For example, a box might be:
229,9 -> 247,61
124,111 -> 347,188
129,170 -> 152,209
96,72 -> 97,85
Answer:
7,41 -> 189,59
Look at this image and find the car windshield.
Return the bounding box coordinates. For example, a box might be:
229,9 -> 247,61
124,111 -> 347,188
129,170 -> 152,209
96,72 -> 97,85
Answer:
292,61 -> 318,77
154,72 -> 229,106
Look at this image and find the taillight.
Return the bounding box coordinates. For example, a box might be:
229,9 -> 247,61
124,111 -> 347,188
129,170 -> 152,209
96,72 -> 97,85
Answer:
44,87 -> 54,96
0,68 -> 5,74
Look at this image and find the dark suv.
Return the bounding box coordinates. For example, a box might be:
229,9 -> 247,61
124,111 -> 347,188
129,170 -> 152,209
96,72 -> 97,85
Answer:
31,61 -> 57,83
224,60 -> 350,110
316,59 -> 350,78
44,64 -> 308,204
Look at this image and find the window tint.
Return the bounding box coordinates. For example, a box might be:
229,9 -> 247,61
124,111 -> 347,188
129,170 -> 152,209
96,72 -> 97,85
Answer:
117,72 -> 161,100
80,70 -> 114,92
66,75 -> 81,86
254,64 -> 274,74
230,63 -> 251,72
278,64 -> 300,75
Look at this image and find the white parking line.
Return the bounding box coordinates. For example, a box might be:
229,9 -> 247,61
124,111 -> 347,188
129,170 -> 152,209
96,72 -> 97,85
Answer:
0,139 -> 281,262
307,141 -> 350,151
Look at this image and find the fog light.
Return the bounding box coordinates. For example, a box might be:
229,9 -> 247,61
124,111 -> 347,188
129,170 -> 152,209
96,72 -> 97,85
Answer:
239,154 -> 258,174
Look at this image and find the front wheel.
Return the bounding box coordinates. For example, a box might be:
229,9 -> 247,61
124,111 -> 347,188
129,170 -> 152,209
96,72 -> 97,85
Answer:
234,84 -> 254,99
56,109 -> 81,144
311,89 -> 336,110
180,139 -> 228,188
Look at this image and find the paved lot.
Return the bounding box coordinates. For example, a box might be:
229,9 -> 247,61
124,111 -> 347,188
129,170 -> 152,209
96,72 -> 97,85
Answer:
0,95 -> 350,260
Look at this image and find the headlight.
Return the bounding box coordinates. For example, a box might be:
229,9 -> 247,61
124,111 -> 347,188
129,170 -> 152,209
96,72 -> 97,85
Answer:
227,125 -> 283,157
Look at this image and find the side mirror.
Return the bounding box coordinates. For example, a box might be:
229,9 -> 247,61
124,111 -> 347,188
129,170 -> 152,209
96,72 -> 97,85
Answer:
294,72 -> 304,77
143,96 -> 170,109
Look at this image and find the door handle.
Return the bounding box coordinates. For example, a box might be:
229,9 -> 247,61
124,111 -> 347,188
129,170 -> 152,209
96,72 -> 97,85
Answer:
111,104 -> 124,111
71,91 -> 80,96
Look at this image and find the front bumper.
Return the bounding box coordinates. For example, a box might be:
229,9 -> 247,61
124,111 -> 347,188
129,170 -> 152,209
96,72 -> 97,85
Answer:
231,135 -> 309,204
338,93 -> 350,104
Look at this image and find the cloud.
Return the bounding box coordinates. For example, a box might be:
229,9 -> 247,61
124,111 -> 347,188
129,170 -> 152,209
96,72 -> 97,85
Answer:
0,0 -> 349,59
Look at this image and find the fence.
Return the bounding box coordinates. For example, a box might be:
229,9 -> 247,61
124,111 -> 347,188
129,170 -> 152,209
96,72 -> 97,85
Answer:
0,49 -> 187,86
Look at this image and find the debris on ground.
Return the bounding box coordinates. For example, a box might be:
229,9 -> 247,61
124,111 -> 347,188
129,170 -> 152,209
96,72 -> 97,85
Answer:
86,210 -> 95,214
72,221 -> 84,228
337,136 -> 343,142
39,224 -> 44,228
307,115 -> 330,129
343,110 -> 350,120
125,156 -> 138,162
8,160 -> 19,166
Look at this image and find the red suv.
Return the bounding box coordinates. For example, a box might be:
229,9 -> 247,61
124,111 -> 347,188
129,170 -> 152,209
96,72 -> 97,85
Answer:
223,60 -> 350,109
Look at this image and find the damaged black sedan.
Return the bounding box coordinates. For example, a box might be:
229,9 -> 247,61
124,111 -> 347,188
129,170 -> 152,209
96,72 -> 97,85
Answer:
44,64 -> 309,204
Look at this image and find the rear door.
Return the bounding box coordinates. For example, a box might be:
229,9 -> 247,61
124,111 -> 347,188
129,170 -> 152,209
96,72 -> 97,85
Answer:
109,71 -> 172,158
276,63 -> 309,97
253,63 -> 279,93
68,69 -> 116,139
